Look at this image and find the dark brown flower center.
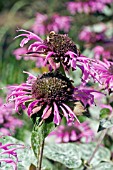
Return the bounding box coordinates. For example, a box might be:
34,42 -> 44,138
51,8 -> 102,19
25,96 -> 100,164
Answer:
32,72 -> 74,104
44,31 -> 79,63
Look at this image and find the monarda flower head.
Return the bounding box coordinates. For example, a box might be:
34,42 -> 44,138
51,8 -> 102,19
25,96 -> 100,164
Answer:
0,101 -> 23,135
32,13 -> 72,35
49,121 -> 94,143
91,59 -> 113,91
7,71 -> 96,125
15,29 -> 92,84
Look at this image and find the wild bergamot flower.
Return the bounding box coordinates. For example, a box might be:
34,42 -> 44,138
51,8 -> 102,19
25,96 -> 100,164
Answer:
15,29 -> 93,84
49,121 -> 94,143
91,59 -> 113,91
7,71 -> 96,125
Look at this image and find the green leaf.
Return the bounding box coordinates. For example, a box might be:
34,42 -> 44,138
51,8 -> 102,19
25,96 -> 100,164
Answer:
44,143 -> 111,169
102,6 -> 113,16
100,108 -> 110,119
0,135 -> 55,170
79,143 -> 110,166
90,162 -> 113,170
31,117 -> 55,157
44,143 -> 82,169
98,117 -> 113,132
0,136 -> 36,170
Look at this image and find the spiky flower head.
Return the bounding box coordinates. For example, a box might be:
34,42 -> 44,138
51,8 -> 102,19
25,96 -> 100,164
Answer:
7,71 -> 96,125
91,59 -> 113,91
15,29 -> 93,84
0,100 -> 23,135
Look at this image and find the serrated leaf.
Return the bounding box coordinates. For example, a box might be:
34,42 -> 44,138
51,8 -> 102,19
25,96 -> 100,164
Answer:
31,117 -> 55,157
100,108 -> 110,119
98,117 -> 113,132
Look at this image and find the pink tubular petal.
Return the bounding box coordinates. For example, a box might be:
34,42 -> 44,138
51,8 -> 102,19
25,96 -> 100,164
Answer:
53,102 -> 61,125
70,130 -> 77,141
62,103 -> 80,123
28,42 -> 43,51
32,106 -> 42,115
20,38 -> 29,47
65,51 -> 78,58
71,58 -> 76,69
0,159 -> 17,170
48,57 -> 57,70
63,132 -> 70,142
60,106 -> 69,122
0,143 -> 23,150
23,71 -> 37,79
16,29 -> 43,42
27,100 -> 39,116
44,52 -> 55,66
42,105 -> 52,119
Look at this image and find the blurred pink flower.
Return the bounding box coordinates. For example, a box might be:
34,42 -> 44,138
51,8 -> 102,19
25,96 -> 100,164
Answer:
67,0 -> 113,14
93,44 -> 113,60
93,46 -> 111,60
13,47 -> 45,67
0,100 -> 23,135
13,47 -> 28,60
79,25 -> 106,43
32,13 -> 72,35
91,59 -> 113,90
50,121 -> 94,143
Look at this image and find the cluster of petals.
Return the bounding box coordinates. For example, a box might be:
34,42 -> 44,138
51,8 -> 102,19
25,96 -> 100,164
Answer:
0,139 -> 24,170
7,71 -> 97,125
15,29 -> 95,84
13,47 -> 44,67
32,13 -> 72,35
0,100 -> 23,135
90,59 -> 113,90
92,91 -> 113,113
67,0 -> 113,14
49,121 -> 94,143
93,45 -> 113,60
79,25 -> 107,44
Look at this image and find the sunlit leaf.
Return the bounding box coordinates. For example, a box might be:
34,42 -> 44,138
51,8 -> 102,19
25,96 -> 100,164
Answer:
0,136 -> 36,170
98,117 -> 113,132
31,117 -> 55,157
100,108 -> 110,119
90,162 -> 113,170
44,143 -> 111,169
44,143 -> 82,169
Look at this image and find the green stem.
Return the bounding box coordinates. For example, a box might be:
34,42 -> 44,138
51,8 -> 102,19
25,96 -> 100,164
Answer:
37,139 -> 45,170
83,129 -> 108,170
